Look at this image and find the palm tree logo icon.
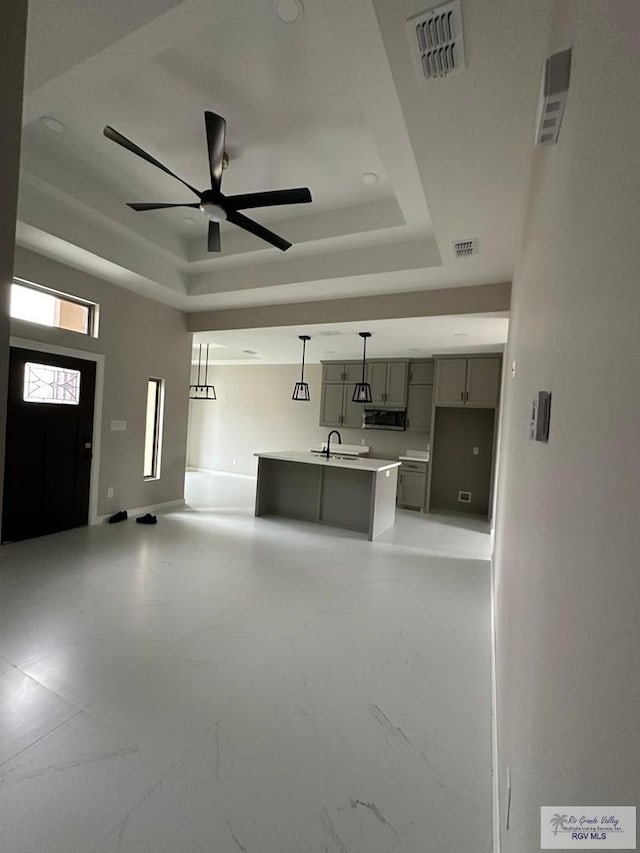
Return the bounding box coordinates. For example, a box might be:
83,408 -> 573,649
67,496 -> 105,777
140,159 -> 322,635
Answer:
550,814 -> 568,835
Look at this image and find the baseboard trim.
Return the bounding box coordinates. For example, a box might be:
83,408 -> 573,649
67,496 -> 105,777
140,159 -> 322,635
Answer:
491,555 -> 501,853
186,466 -> 257,480
94,498 -> 185,525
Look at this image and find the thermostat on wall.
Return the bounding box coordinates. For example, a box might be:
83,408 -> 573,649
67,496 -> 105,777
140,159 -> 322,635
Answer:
529,392 -> 551,442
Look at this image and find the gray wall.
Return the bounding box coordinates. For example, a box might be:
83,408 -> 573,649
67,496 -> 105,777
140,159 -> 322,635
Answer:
0,1 -> 28,535
493,3 -> 640,849
187,363 -> 429,476
12,247 -> 192,517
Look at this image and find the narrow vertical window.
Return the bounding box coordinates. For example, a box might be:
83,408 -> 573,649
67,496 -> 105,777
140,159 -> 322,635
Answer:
143,378 -> 164,479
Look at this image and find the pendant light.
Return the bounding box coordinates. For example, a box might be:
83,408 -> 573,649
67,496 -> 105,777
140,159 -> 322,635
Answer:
292,335 -> 311,401
352,331 -> 372,403
189,343 -> 217,400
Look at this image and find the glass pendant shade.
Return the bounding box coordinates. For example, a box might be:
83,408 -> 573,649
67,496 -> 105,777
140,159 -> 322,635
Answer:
352,331 -> 373,403
189,343 -> 217,400
292,335 -> 311,401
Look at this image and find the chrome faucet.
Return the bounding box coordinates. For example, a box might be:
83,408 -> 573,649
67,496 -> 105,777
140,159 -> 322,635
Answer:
324,430 -> 342,458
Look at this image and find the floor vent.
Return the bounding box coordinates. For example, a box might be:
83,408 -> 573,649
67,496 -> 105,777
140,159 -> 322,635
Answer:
407,1 -> 466,83
453,238 -> 478,257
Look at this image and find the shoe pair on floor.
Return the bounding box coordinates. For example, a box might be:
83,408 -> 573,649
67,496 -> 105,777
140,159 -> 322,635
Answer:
108,510 -> 157,525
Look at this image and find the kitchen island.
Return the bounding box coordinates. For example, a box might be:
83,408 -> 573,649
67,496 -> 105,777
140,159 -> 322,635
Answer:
254,451 -> 400,541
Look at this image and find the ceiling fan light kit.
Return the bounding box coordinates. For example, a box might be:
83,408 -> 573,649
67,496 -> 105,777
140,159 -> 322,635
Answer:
103,111 -> 312,253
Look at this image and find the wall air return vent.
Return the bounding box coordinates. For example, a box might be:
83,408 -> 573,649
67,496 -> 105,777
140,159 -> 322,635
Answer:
453,238 -> 478,257
535,48 -> 572,146
407,1 -> 466,83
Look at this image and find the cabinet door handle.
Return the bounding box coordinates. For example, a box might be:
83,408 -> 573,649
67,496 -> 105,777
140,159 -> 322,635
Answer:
460,390 -> 464,402
465,391 -> 469,402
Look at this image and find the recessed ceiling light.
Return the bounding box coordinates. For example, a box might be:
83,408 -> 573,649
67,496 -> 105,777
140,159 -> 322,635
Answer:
273,0 -> 303,23
454,332 -> 469,337
40,116 -> 65,134
325,350 -> 335,355
408,348 -> 422,352
360,172 -> 379,185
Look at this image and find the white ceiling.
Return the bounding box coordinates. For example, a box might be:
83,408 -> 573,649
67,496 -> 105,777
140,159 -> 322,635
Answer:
192,313 -> 509,364
17,0 -> 549,317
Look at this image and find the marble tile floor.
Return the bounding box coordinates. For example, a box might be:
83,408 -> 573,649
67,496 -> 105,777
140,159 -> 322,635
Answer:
0,470 -> 493,852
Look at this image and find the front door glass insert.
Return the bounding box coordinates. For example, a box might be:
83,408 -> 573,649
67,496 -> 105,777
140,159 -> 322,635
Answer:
23,362 -> 81,405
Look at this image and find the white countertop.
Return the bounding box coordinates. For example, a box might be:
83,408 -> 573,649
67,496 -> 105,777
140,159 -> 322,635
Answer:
255,451 -> 400,473
399,453 -> 430,462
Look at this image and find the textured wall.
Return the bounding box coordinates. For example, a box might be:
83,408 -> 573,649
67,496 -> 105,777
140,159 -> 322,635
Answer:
493,3 -> 640,849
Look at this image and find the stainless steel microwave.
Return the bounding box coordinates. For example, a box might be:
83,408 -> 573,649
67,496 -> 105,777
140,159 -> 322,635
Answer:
363,408 -> 406,431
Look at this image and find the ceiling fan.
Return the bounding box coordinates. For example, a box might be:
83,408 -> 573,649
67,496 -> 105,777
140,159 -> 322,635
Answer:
103,111 -> 312,252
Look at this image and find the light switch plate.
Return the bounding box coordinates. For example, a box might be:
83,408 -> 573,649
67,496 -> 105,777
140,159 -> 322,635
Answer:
110,420 -> 127,431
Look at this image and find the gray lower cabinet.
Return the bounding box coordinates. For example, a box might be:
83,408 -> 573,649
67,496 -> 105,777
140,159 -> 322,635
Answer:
406,383 -> 433,432
319,383 -> 365,428
397,460 -> 427,510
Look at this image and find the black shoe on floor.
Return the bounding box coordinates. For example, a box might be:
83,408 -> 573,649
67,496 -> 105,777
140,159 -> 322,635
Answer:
136,513 -> 157,525
108,510 -> 128,524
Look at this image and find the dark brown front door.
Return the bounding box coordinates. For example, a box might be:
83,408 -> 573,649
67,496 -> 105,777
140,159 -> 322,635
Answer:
2,347 -> 96,543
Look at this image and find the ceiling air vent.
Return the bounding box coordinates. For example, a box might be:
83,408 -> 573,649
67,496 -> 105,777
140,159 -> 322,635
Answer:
407,1 -> 466,83
454,238 -> 478,257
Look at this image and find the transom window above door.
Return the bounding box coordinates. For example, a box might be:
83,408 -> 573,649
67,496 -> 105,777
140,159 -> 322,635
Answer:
10,280 -> 98,337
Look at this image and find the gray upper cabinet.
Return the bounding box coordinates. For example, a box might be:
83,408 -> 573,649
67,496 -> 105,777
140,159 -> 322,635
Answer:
364,361 -> 408,407
322,362 -> 361,384
385,363 -> 408,406
465,358 -> 502,407
435,358 -> 468,405
322,363 -> 345,384
406,384 -> 433,431
320,383 -> 344,426
365,362 -> 387,406
319,382 -> 365,429
434,357 -> 501,408
408,361 -> 434,384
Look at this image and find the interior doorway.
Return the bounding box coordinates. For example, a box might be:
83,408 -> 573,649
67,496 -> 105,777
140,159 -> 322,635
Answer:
2,347 -> 97,543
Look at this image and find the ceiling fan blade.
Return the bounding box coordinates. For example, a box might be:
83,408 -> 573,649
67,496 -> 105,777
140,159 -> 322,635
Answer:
204,112 -> 226,194
225,188 -> 312,210
128,202 -> 201,211
226,209 -> 291,252
208,221 -> 221,252
103,126 -> 202,198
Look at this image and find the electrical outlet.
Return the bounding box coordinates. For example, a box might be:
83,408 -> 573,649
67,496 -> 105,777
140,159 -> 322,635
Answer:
360,437 -> 366,445
473,446 -> 479,455
107,487 -> 114,499
458,490 -> 472,503
232,458 -> 237,466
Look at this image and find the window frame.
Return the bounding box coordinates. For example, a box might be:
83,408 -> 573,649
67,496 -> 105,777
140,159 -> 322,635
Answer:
11,277 -> 99,338
143,378 -> 164,481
